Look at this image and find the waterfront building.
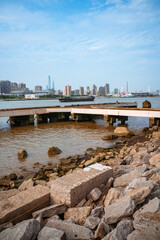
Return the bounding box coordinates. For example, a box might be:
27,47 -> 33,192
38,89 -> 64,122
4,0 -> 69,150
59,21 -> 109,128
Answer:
92,84 -> 97,95
0,80 -> 11,94
98,86 -> 105,96
86,86 -> 90,95
11,82 -> 18,91
79,86 -> 84,95
35,85 -> 42,91
18,83 -> 26,91
105,84 -> 110,95
114,88 -> 119,95
64,85 -> 71,96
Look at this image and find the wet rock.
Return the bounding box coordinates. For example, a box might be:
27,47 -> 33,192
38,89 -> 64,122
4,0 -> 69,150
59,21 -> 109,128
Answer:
102,134 -> 118,140
87,188 -> 101,201
33,204 -> 67,219
46,219 -> 94,240
94,222 -> 110,239
64,206 -> 92,225
149,153 -> 160,168
103,218 -> 133,240
48,146 -> 62,156
18,179 -> 34,191
59,158 -> 71,165
37,226 -> 66,240
8,173 -> 17,181
24,173 -> 37,181
0,219 -> 40,240
84,216 -> 100,230
104,188 -> 123,207
114,169 -> 142,188
104,197 -> 135,224
114,126 -> 130,137
17,149 -> 28,159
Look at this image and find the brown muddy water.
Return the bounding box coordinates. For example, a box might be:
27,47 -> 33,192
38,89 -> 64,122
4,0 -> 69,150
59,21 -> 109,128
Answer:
0,97 -> 160,176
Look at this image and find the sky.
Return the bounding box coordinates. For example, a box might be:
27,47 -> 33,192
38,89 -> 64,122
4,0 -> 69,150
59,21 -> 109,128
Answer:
0,0 -> 160,92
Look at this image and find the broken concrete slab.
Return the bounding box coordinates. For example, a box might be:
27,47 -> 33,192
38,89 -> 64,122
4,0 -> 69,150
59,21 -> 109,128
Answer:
33,204 -> 67,219
0,219 -> 40,240
46,219 -> 94,240
0,185 -> 50,226
50,163 -> 112,207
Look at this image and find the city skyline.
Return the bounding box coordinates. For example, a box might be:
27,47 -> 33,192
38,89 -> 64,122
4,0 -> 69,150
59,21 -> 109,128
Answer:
0,0 -> 160,91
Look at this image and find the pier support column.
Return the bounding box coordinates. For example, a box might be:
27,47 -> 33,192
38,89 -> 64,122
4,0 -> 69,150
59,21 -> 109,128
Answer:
49,112 -> 70,122
104,115 -> 116,126
71,113 -> 94,122
149,118 -> 160,128
117,116 -> 128,125
9,115 -> 34,127
36,114 -> 49,124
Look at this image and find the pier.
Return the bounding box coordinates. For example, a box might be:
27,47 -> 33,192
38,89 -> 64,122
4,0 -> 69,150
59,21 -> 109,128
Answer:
0,102 -> 160,127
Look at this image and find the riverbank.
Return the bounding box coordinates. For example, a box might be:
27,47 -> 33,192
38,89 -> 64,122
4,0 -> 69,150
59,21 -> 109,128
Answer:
0,126 -> 160,239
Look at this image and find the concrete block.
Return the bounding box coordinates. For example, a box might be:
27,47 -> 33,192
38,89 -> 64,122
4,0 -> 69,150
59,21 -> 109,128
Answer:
50,163 -> 112,207
0,185 -> 50,227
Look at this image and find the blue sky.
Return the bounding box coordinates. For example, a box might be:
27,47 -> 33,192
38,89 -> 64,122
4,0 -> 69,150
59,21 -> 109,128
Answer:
0,0 -> 160,92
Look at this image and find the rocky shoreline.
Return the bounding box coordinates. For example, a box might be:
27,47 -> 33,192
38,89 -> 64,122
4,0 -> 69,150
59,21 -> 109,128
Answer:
0,126 -> 160,239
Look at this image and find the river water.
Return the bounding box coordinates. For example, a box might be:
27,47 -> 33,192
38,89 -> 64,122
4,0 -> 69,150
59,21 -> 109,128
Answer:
0,97 -> 160,176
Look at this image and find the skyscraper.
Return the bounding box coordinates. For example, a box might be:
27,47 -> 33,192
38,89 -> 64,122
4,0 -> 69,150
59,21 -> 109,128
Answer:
0,80 -> 11,94
105,84 -> 110,95
99,86 -> 105,96
92,84 -> 97,95
64,85 -> 71,96
79,86 -> 84,95
126,81 -> 128,93
48,75 -> 51,89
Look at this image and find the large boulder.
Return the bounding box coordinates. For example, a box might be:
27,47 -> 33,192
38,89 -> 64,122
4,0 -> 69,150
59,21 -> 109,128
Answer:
0,219 -> 40,240
104,197 -> 135,224
18,179 -> 34,191
17,149 -> 28,159
46,219 -> 94,240
127,225 -> 160,240
48,146 -> 62,156
37,226 -> 66,240
114,126 -> 130,137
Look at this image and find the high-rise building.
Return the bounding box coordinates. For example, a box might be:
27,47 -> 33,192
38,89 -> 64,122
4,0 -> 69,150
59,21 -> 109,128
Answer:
92,84 -> 97,95
98,86 -> 105,96
105,84 -> 110,95
114,88 -> 119,95
11,82 -> 18,91
86,86 -> 90,95
35,85 -> 42,91
18,83 -> 26,91
64,85 -> 71,96
0,80 -> 11,94
48,75 -> 51,89
52,81 -> 55,90
79,86 -> 84,95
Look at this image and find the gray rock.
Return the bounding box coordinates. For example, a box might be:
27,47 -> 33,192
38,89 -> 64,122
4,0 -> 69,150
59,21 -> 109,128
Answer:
87,188 -> 101,201
33,204 -> 67,219
91,205 -> 103,217
104,188 -> 123,207
46,219 -> 93,240
104,197 -> 135,224
140,197 -> 160,213
127,224 -> 160,240
0,219 -> 40,240
142,168 -> 159,178
126,177 -> 156,191
84,216 -> 100,229
102,218 -> 133,240
37,226 -> 66,240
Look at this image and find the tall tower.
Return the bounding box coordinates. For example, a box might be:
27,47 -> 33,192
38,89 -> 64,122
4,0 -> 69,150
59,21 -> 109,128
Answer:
48,75 -> 51,89
126,81 -> 128,94
52,81 -> 55,90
